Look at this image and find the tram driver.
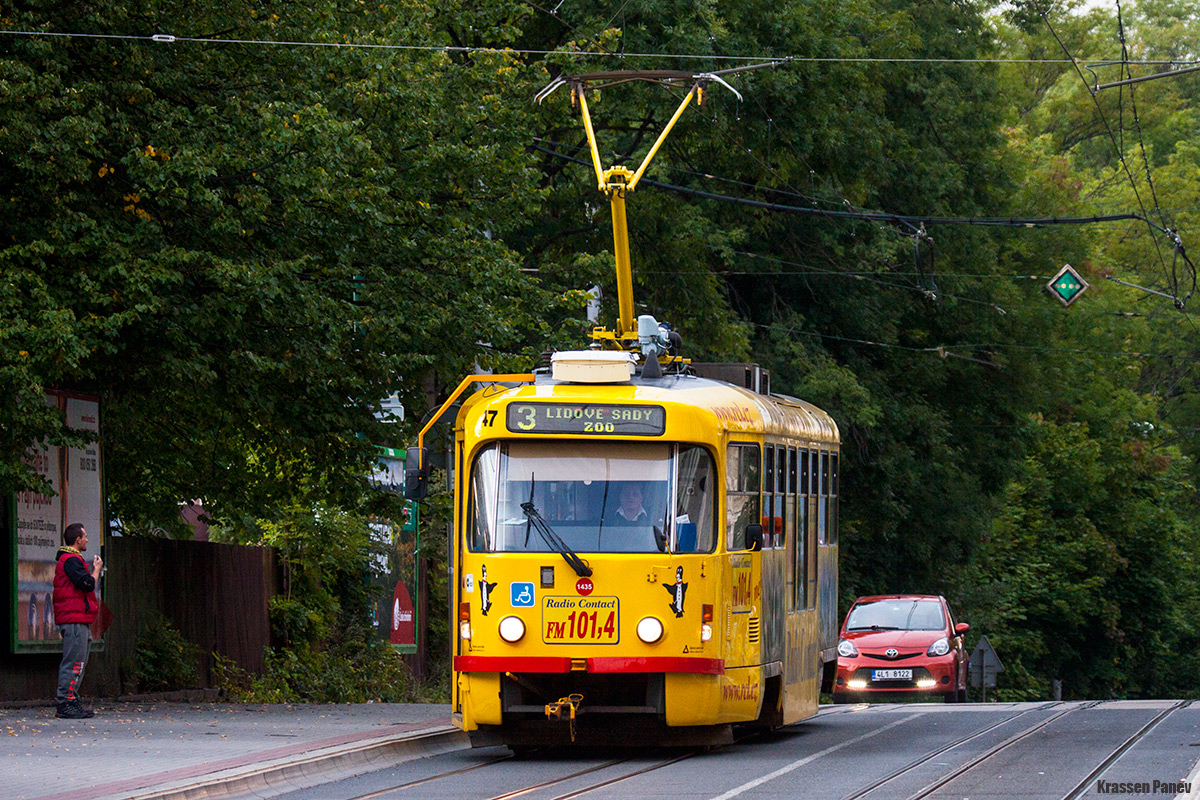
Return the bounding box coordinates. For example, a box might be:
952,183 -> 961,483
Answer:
614,483 -> 648,523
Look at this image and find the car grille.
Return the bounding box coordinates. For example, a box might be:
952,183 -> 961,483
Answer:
861,651 -> 923,661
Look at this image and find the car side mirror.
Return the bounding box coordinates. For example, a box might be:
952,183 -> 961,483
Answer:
955,622 -> 970,635
744,523 -> 763,552
404,447 -> 429,501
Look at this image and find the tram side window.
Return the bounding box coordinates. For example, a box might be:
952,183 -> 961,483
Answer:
786,447 -> 798,611
675,445 -> 716,553
725,443 -> 760,551
817,450 -> 828,545
763,446 -> 775,548
774,444 -> 786,550
797,449 -> 809,609
830,452 -> 839,546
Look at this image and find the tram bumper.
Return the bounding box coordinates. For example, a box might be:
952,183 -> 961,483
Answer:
665,666 -> 762,725
457,660 -> 759,746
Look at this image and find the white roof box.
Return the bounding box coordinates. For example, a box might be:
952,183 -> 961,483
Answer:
551,350 -> 636,383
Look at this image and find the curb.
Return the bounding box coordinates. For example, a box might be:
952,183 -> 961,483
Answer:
93,726 -> 469,800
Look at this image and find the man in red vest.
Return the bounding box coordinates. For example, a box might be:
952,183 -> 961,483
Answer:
52,523 -> 103,719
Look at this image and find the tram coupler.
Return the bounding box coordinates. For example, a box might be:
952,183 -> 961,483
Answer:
544,693 -> 584,741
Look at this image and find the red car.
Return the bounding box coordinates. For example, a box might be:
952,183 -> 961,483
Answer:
832,594 -> 970,703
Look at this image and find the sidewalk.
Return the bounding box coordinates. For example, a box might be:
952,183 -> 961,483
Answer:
1,701 -> 463,800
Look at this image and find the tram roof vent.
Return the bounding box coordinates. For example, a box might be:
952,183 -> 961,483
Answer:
551,350 -> 636,383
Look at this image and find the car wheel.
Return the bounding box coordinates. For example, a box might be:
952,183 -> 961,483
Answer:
957,687 -> 968,703
943,690 -> 958,703
833,694 -> 853,705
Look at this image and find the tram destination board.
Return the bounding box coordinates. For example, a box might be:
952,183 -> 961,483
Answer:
506,403 -> 665,436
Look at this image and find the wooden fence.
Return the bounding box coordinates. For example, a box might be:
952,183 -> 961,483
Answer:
1,538 -> 280,702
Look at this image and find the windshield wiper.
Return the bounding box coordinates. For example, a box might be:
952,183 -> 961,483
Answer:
849,625 -> 901,631
521,475 -> 592,577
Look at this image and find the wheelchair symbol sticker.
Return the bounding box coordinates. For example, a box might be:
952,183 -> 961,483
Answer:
511,582 -> 535,607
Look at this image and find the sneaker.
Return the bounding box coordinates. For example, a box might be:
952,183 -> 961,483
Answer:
55,700 -> 94,719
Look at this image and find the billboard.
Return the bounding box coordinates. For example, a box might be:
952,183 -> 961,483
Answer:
10,391 -> 104,653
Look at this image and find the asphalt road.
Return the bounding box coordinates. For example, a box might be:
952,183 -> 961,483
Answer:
254,701 -> 1200,800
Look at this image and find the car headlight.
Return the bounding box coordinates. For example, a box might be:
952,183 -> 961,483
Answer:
927,637 -> 950,657
498,616 -> 526,643
637,616 -> 664,643
837,638 -> 858,658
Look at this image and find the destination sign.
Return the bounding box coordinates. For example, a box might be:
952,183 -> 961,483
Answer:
506,403 -> 665,436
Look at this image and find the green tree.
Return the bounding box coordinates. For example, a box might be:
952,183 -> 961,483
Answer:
0,1 -> 552,529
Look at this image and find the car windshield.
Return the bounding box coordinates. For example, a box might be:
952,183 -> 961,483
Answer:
845,599 -> 945,632
470,440 -> 715,554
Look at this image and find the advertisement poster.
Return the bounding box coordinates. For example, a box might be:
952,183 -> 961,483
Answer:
11,392 -> 103,653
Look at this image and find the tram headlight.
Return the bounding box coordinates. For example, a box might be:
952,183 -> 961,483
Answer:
498,616 -> 526,643
637,616 -> 664,644
926,637 -> 950,657
459,602 -> 471,641
837,638 -> 858,658
701,603 -> 713,642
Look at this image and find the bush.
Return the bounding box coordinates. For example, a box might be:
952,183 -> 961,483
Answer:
126,615 -> 201,693
214,639 -> 422,703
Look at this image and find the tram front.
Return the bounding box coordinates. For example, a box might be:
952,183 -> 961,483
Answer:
446,358 -> 761,747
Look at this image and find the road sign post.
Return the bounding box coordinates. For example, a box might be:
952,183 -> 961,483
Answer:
970,635 -> 1005,701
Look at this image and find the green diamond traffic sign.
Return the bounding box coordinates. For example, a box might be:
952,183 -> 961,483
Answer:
1047,263 -> 1089,306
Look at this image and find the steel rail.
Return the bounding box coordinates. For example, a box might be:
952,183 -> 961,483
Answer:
541,750 -> 702,800
481,756 -> 637,800
340,753 -> 515,800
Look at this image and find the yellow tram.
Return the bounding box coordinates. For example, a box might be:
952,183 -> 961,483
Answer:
405,69 -> 841,747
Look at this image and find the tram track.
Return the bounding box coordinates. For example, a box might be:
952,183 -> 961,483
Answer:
1059,700 -> 1191,800
839,701 -> 1066,800
840,699 -> 1190,800
902,701 -> 1092,800
336,752 -> 516,800
334,746 -> 706,800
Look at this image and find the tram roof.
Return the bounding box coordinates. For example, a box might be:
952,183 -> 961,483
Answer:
467,372 -> 839,444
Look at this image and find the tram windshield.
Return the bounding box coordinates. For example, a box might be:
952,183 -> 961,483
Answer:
470,440 -> 716,554
845,599 -> 946,632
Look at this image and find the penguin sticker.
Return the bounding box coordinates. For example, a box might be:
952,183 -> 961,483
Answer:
480,565 -> 498,616
662,566 -> 688,618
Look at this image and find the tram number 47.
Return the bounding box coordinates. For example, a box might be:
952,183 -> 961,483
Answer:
546,611 -> 617,640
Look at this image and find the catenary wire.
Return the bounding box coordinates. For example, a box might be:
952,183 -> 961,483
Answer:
0,28 -> 1197,65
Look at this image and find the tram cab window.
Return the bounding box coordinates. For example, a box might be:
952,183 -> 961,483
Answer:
469,440 -> 715,554
725,443 -> 760,551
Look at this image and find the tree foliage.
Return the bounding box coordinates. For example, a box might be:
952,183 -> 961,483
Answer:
5,0 -> 1200,699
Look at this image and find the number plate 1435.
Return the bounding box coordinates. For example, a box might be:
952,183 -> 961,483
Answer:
542,596 -> 619,644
